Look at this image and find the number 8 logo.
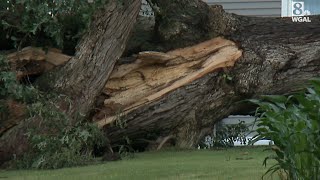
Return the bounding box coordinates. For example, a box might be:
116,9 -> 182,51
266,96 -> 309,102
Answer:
292,2 -> 304,16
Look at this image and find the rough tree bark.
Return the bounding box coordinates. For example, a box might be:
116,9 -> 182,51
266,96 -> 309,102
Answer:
0,0 -> 141,164
93,1 -> 320,148
150,0 -> 238,50
37,0 -> 141,120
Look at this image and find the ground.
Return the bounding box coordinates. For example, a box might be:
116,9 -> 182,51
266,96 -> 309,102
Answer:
0,147 -> 278,180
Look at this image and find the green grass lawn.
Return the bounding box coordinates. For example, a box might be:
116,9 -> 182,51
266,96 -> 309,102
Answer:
0,147 -> 279,180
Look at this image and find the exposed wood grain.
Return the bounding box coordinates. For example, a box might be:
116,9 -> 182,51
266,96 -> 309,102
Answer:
7,47 -> 71,65
6,47 -> 71,80
95,37 -> 242,127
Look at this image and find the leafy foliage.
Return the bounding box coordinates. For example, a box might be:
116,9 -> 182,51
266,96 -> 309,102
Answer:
0,54 -> 36,101
19,120 -> 105,169
251,79 -> 320,180
0,55 -> 105,169
0,0 -> 107,49
0,54 -> 39,121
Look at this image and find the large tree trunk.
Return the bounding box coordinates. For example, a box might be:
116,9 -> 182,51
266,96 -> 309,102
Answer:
37,0 -> 141,120
0,0 -> 141,164
93,1 -> 320,148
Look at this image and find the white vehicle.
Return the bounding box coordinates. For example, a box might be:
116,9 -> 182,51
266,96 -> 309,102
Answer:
233,137 -> 273,146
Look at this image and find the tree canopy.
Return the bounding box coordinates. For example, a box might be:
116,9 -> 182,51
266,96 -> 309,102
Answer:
0,0 -> 108,51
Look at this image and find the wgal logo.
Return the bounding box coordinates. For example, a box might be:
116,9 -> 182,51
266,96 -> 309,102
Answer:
291,2 -> 311,22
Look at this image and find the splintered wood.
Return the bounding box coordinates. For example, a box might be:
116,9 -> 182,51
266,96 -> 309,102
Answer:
95,37 -> 242,127
4,37 -> 242,129
6,47 -> 71,80
7,47 -> 71,65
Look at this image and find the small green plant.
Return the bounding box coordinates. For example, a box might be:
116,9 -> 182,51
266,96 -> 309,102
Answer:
222,73 -> 233,82
250,79 -> 320,180
114,109 -> 127,129
117,136 -> 135,159
110,110 -> 135,158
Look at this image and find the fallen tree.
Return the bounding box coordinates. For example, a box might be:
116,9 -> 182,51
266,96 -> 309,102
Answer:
96,3 -> 320,148
1,0 -> 320,164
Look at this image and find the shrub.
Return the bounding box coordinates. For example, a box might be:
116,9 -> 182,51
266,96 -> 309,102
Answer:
18,120 -> 105,169
13,93 -> 106,169
251,79 -> 320,180
0,54 -> 105,169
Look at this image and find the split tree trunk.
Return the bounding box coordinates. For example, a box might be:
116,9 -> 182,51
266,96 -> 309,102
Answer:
95,1 -> 320,148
